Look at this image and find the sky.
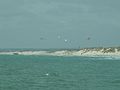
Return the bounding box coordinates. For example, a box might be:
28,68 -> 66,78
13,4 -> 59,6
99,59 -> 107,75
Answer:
0,0 -> 120,49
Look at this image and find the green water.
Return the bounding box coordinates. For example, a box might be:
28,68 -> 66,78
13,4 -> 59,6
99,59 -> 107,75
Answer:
0,55 -> 120,90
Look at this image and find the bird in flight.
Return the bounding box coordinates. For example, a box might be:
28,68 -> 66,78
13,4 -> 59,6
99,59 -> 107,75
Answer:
87,37 -> 91,40
40,37 -> 46,40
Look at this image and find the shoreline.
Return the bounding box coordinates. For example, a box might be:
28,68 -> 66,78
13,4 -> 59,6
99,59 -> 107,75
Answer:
0,47 -> 120,57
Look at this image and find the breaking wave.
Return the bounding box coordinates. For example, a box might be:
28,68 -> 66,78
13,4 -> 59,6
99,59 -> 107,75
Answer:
0,49 -> 120,59
0,50 -> 78,56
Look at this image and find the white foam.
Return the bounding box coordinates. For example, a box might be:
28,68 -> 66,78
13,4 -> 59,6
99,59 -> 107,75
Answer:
45,73 -> 49,76
0,49 -> 120,58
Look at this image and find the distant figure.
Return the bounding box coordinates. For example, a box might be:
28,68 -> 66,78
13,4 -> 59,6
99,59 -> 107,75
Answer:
40,37 -> 45,40
78,46 -> 81,49
87,37 -> 91,40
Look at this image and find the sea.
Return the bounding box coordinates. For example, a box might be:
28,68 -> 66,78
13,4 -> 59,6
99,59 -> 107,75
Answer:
0,49 -> 120,90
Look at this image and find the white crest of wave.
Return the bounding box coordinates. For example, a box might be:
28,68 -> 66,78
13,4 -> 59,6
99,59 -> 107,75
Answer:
0,49 -> 120,58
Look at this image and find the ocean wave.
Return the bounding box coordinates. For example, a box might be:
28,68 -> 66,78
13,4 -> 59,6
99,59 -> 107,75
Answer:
0,50 -> 76,56
0,50 -> 120,58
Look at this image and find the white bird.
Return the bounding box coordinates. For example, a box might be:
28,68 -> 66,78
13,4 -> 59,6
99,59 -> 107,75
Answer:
64,39 -> 68,42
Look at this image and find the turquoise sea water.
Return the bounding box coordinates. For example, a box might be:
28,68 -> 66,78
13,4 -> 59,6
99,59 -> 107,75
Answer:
0,55 -> 120,90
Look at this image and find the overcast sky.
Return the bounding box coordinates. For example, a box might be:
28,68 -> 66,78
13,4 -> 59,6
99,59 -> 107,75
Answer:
0,0 -> 120,49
